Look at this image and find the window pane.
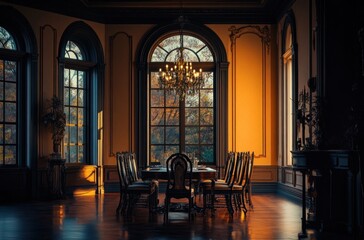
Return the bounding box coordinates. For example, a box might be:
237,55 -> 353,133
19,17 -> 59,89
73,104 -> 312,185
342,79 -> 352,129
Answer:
185,127 -> 199,144
166,127 -> 179,144
185,108 -> 199,125
5,82 -> 16,101
0,27 -> 17,50
70,89 -> 77,106
0,103 -> 3,121
64,126 -> 69,143
200,108 -> 213,125
78,89 -> 84,106
165,108 -> 179,125
0,124 -> 3,144
185,94 -> 199,107
5,61 -> 16,82
70,126 -> 77,143
200,126 -> 213,144
64,88 -> 70,105
200,145 -> 214,163
65,41 -> 83,60
185,145 -> 199,157
78,146 -> 84,163
150,72 -> 160,88
0,60 -> 3,81
151,127 -> 164,144
165,94 -> 179,107
5,124 -> 16,144
200,90 -> 213,107
78,108 -> 84,126
151,90 -> 164,107
70,70 -> 78,88
78,71 -> 85,88
150,145 -> 164,163
69,145 -> 77,163
0,82 -> 3,101
5,145 -> 16,165
151,46 -> 167,62
64,69 -> 70,87
5,102 -> 16,122
70,107 -> 77,125
165,145 -> 179,158
198,46 -> 214,62
78,127 -> 84,143
203,72 -> 214,88
0,146 -> 2,164
151,108 -> 164,125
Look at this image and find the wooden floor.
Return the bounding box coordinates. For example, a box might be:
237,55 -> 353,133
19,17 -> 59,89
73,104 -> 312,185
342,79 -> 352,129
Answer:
0,193 -> 355,240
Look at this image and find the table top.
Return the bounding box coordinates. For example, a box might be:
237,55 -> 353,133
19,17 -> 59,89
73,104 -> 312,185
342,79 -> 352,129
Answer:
141,166 -> 216,180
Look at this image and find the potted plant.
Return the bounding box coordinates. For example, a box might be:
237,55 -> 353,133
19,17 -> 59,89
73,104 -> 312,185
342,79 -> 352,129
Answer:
43,95 -> 66,157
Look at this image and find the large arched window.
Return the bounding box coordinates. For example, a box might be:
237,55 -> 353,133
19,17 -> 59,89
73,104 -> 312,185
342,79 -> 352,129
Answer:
63,40 -> 87,163
281,12 -> 298,166
0,6 -> 37,170
59,21 -> 104,165
137,22 -> 228,170
149,33 -> 214,164
0,26 -> 18,166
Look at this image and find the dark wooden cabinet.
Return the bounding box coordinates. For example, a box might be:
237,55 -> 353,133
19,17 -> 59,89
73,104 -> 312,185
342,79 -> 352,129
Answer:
292,150 -> 362,235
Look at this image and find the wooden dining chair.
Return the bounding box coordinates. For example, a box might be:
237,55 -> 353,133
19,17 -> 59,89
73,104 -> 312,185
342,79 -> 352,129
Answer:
116,152 -> 158,217
230,151 -> 255,214
244,152 -> 255,209
201,152 -> 238,215
164,153 -> 195,224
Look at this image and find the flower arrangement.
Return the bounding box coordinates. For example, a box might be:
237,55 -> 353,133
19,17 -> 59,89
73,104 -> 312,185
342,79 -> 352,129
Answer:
42,96 -> 66,153
296,78 -> 321,150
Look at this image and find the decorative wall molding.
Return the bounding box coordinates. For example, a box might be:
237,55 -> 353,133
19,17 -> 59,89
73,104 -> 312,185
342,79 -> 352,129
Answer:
229,25 -> 271,158
39,25 -> 57,157
108,32 -> 133,156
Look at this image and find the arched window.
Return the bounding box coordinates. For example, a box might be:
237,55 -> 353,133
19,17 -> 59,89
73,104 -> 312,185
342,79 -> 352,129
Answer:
0,5 -> 37,169
63,40 -> 87,163
137,22 -> 228,170
59,21 -> 104,165
149,33 -> 215,164
0,26 -> 18,166
281,12 -> 298,166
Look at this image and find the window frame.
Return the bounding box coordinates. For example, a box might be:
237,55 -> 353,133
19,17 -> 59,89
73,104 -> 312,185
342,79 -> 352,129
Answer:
281,11 -> 298,167
136,22 -> 228,172
58,21 -> 104,166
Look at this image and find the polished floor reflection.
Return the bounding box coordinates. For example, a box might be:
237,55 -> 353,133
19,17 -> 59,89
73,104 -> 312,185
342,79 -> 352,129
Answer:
0,193 -> 352,240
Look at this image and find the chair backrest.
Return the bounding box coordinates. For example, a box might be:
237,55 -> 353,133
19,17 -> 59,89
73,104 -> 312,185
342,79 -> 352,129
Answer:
116,152 -> 131,190
223,152 -> 236,184
166,153 -> 193,198
233,152 -> 249,186
245,152 -> 254,186
232,152 -> 245,186
126,152 -> 140,182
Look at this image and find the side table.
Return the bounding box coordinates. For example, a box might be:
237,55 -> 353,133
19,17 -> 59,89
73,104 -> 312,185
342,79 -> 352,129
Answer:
47,155 -> 66,199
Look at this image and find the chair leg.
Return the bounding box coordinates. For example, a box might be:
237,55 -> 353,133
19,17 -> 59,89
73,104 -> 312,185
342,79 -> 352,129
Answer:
225,194 -> 234,216
188,198 -> 193,222
241,192 -> 248,214
246,185 -> 254,209
116,192 -> 123,214
164,197 -> 169,224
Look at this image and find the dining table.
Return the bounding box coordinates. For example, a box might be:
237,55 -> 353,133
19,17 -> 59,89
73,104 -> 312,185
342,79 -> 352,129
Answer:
141,165 -> 217,181
140,165 -> 217,213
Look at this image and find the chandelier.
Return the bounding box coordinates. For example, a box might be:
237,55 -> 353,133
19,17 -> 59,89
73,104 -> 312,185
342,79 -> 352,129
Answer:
158,28 -> 204,100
